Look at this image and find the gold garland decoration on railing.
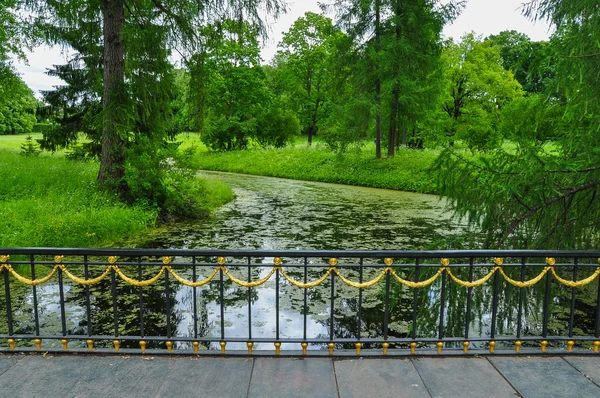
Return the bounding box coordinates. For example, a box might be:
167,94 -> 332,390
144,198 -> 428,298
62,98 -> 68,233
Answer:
1,255 -> 600,290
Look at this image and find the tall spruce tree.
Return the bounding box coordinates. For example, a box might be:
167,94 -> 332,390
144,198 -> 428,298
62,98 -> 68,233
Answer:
334,0 -> 463,158
27,0 -> 284,199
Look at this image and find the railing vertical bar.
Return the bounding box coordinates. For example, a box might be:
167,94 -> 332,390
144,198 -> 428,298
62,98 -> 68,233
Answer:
247,257 -> 252,341
542,260 -> 553,339
165,267 -> 171,339
3,265 -> 12,335
465,258 -> 474,340
138,258 -> 144,338
595,267 -> 600,338
111,265 -> 118,337
438,264 -> 447,341
303,257 -> 307,341
357,258 -> 363,341
491,263 -> 500,340
30,255 -> 40,336
517,257 -> 525,339
383,267 -> 391,341
412,258 -> 420,340
276,265 -> 280,342
329,263 -> 335,342
58,265 -> 67,336
569,258 -> 578,338
192,256 -> 197,339
84,255 -> 92,337
219,266 -> 225,341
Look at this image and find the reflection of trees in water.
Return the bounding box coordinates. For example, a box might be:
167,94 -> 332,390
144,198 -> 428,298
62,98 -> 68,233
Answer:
68,265 -> 181,349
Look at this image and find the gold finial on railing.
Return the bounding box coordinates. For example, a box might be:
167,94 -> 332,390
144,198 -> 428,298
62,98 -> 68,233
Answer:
594,341 -> 600,353
217,257 -> 226,265
489,341 -> 496,354
0,255 -> 9,263
139,340 -> 146,353
546,258 -> 556,266
494,258 -> 504,266
34,338 -> 42,351
274,257 -> 282,266
382,342 -> 389,355
441,258 -> 450,267
86,339 -> 94,351
541,340 -> 549,353
515,341 -> 522,353
384,258 -> 394,266
162,256 -> 172,265
327,342 -> 335,355
274,342 -> 281,355
329,258 -> 338,267
247,342 -> 254,354
166,341 -> 173,353
193,341 -> 200,354
108,256 -> 118,264
301,342 -> 308,355
410,342 -> 417,355
436,342 -> 444,354
61,339 -> 68,351
220,341 -> 226,353
54,255 -> 64,264
7,339 -> 15,350
113,340 -> 121,352
355,343 -> 362,355
567,341 -> 575,353
463,341 -> 470,353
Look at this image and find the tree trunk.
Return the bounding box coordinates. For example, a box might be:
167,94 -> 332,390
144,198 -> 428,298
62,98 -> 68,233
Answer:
388,87 -> 399,158
375,0 -> 382,160
402,125 -> 407,146
98,0 -> 127,198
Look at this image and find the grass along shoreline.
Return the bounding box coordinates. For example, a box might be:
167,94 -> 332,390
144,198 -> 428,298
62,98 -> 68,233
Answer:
180,138 -> 440,195
0,135 -> 233,248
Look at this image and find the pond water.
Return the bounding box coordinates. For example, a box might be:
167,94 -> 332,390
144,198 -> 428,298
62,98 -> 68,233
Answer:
129,172 -> 467,350
137,171 -> 465,251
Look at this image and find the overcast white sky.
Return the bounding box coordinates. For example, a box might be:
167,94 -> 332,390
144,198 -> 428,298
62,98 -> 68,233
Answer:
16,0 -> 553,96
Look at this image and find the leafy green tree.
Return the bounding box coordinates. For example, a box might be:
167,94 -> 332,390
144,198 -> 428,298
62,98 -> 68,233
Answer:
485,30 -> 554,94
439,34 -> 523,151
275,12 -> 345,146
0,72 -> 37,135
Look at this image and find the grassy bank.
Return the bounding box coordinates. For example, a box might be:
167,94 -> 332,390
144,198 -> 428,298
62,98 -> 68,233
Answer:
179,137 -> 440,194
0,135 -> 233,247
0,150 -> 157,247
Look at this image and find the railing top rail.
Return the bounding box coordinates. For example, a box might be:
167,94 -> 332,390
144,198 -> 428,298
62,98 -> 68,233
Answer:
2,247 -> 600,258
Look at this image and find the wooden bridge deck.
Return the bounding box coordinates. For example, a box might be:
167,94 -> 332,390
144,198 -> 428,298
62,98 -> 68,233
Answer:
1,353 -> 599,397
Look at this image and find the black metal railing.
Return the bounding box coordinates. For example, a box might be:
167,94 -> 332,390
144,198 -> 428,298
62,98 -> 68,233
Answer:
2,248 -> 600,356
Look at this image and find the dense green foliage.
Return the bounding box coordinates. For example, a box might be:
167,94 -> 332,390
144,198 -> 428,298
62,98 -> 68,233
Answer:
0,72 -> 37,136
436,0 -> 600,249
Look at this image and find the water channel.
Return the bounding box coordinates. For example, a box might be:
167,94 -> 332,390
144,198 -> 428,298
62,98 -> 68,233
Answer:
3,172 -> 597,350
